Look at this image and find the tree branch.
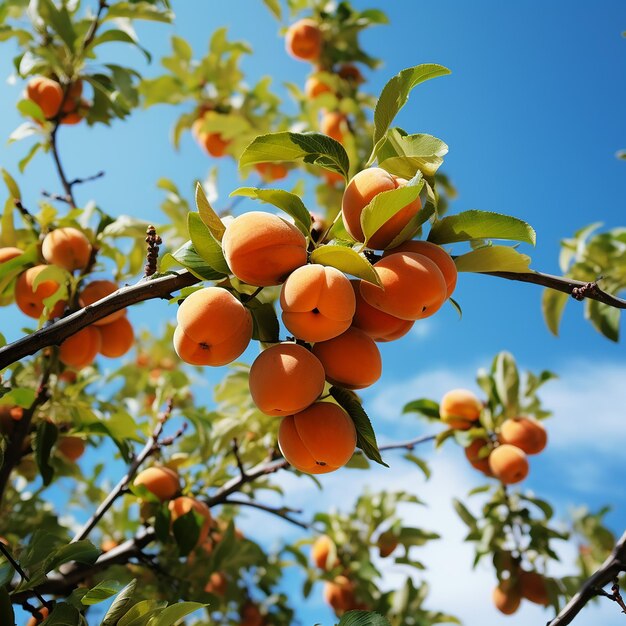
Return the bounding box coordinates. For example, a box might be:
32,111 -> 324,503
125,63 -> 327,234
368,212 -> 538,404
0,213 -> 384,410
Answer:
222,498 -> 309,529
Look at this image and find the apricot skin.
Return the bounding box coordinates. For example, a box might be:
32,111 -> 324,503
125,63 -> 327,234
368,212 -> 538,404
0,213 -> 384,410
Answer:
360,253 -> 447,321
97,316 -> 134,358
499,417 -> 547,455
439,389 -> 482,430
204,571 -> 228,596
350,280 -> 413,342
42,227 -> 92,271
464,438 -> 493,475
169,496 -> 212,546
305,76 -> 332,99
254,162 -> 288,181
285,19 -> 322,61
280,264 -> 355,342
174,287 -> 252,366
59,326 -> 101,369
15,265 -> 66,319
58,436 -> 86,462
26,606 -> 49,626
0,247 -> 23,262
249,343 -> 325,416
342,168 -> 422,249
278,402 -> 356,474
312,327 -> 382,390
26,77 -> 63,118
241,601 -> 264,626
311,535 -> 336,570
133,467 -> 180,502
385,240 -> 457,298
488,444 -> 529,485
493,581 -> 521,615
320,111 -> 346,143
79,280 -> 125,326
520,570 -> 549,606
324,575 -> 357,614
222,211 -> 308,287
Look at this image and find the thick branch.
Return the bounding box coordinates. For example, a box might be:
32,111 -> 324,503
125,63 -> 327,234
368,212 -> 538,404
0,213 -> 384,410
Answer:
547,530 -> 626,626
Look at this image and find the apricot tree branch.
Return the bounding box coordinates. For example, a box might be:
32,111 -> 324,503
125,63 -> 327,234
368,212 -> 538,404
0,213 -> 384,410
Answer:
49,122 -> 75,207
222,498 -> 309,529
0,542 -> 51,610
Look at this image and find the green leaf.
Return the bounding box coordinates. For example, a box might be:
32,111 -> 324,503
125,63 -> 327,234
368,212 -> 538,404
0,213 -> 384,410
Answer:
454,245 -> 532,273
378,131 -> 448,178
38,0 -> 76,52
309,245 -> 380,286
370,64 -> 451,162
104,2 -> 174,23
404,453 -> 431,479
172,511 -> 201,557
429,210 -> 536,246
149,602 -> 207,626
262,0 -> 281,19
345,453 -> 370,469
240,132 -> 349,179
101,580 -> 137,625
89,29 -> 152,62
43,540 -> 99,574
42,602 -> 80,625
81,580 -> 123,606
247,298 -> 280,343
0,168 -> 20,200
195,182 -> 225,242
230,187 -> 311,237
187,213 -> 229,274
586,299 -> 620,342
492,352 -> 519,417
116,599 -> 167,626
0,586 -> 15,626
453,498 -> 477,529
338,611 -> 391,626
18,142 -> 42,173
35,420 -> 58,486
168,242 -> 225,281
402,398 -> 440,420
330,387 -> 388,467
542,288 -> 569,337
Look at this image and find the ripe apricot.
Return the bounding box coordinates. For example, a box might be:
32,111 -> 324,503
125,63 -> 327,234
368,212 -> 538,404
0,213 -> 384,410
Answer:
26,76 -> 63,118
499,417 -> 547,455
79,280 -> 125,326
439,389 -> 482,430
342,168 -> 422,249
101,539 -> 119,553
278,402 -> 356,474
62,79 -> 83,110
26,606 -> 49,626
249,343 -> 324,416
15,265 -> 66,319
174,287 -> 252,366
350,280 -> 413,342
338,64 -> 364,84
311,535 -> 337,570
254,162 -> 288,182
324,575 -> 357,614
488,444 -> 529,485
59,326 -> 101,369
385,240 -> 457,298
42,227 -> 92,271
305,75 -> 333,98
241,601 -> 264,626
58,436 -> 86,462
320,111 -> 346,143
377,530 -> 399,558
205,571 -> 228,596
312,327 -> 382,390
280,264 -> 355,342
0,247 -> 22,262
202,132 -> 230,157
97,315 -> 134,358
222,211 -> 307,286
169,496 -> 212,546
464,438 -> 493,475
324,170 -> 345,186
133,466 -> 180,502
9,406 -> 23,421
493,580 -> 521,615
60,99 -> 89,125
520,570 -> 549,606
285,18 -> 322,61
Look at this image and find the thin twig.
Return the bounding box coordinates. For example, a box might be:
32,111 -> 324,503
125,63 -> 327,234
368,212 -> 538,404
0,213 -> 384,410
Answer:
68,170 -> 105,188
231,438 -> 247,479
0,542 -> 51,609
222,498 -> 309,529
49,122 -> 75,207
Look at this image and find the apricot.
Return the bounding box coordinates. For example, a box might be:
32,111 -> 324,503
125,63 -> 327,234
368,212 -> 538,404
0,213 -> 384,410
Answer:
312,327 -> 382,390
0,247 -> 23,262
377,530 -> 399,558
520,570 -> 549,606
15,265 -> 66,319
26,606 -> 49,626
205,571 -> 228,596
58,436 -> 86,462
285,18 -> 322,61
222,211 -> 307,286
305,75 -> 333,99
342,168 -> 422,249
439,389 -> 482,430
133,466 -> 180,502
350,280 -> 413,342
324,170 -> 345,186
280,264 -> 355,342
278,402 -> 356,474
241,601 -> 264,626
201,132 -> 230,157
488,444 -> 529,485
320,111 -> 346,143
499,417 -> 547,455
324,575 -> 357,614
59,326 -> 101,369
79,280 -> 125,326
311,535 -> 337,570
60,99 -> 89,125
385,240 -> 457,298
9,406 -> 23,421
254,162 -> 288,181
174,287 -> 252,366
493,580 -> 521,615
249,343 -> 325,416
42,227 -> 92,271
464,438 -> 493,475
168,496 -> 212,546
97,315 -> 134,358
338,64 -> 364,84
101,539 -> 119,553
62,79 -> 83,109
25,76 -> 63,118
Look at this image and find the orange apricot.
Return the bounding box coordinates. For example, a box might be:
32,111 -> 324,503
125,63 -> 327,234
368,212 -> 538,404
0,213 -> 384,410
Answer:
133,466 -> 180,502
97,315 -> 134,358
9,406 -> 24,421
79,280 -> 125,326
202,132 -> 230,157
59,326 -> 101,369
222,211 -> 307,286
342,167 -> 422,249
280,264 -> 355,342
385,240 -> 457,298
60,99 -> 89,125
169,496 -> 212,546
249,343 -> 325,416
61,79 -> 83,114
26,606 -> 49,626
205,571 -> 228,596
58,436 -> 86,462
174,287 -> 252,366
25,76 -> 63,118
305,75 -> 333,98
241,601 -> 264,626
311,535 -> 337,570
377,530 -> 399,558
520,570 -> 549,606
15,265 -> 66,319
312,327 -> 382,390
285,18 -> 322,61
493,580 -> 521,615
320,111 -> 346,143
464,438 -> 493,475
42,227 -> 92,271
101,539 -> 119,553
254,162 -> 288,182
323,170 -> 345,186
324,575 -> 357,614
439,389 -> 482,430
349,279 -> 414,342
0,247 -> 23,262
499,417 -> 547,455
278,402 -> 356,474
488,444 -> 529,485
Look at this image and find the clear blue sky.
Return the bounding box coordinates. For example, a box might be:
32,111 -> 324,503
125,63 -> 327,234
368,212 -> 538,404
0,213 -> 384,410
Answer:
1,1 -> 625,625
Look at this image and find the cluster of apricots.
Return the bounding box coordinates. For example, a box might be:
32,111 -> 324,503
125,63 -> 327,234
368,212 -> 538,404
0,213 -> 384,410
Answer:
172,167 -> 458,475
25,76 -> 89,125
493,562 -> 550,615
1,226 -> 135,369
439,388 -> 548,485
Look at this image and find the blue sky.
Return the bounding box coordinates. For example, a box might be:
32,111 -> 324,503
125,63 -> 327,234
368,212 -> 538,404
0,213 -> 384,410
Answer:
1,1 -> 626,624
